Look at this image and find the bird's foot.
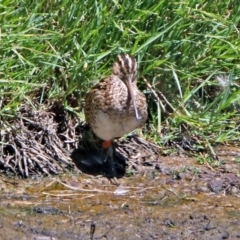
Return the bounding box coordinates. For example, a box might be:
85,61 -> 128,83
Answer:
109,176 -> 119,186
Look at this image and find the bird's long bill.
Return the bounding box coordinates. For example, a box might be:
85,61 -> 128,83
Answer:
127,77 -> 142,120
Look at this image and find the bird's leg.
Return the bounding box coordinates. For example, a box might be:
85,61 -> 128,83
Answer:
102,140 -> 119,185
102,140 -> 112,162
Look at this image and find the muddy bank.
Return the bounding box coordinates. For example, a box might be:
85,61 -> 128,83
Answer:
0,153 -> 240,240
1,103 -> 240,239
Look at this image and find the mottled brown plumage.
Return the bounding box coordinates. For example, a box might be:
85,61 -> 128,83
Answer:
84,54 -> 148,181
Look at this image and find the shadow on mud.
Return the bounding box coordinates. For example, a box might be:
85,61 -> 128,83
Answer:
71,140 -> 127,179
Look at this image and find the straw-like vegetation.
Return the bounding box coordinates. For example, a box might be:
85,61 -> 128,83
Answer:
0,0 -> 239,170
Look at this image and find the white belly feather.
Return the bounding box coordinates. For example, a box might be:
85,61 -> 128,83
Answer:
92,111 -> 141,141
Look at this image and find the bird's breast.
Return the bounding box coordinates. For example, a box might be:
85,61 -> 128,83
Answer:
84,77 -> 148,141
91,109 -> 147,141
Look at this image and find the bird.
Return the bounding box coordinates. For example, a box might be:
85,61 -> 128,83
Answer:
84,54 -> 148,182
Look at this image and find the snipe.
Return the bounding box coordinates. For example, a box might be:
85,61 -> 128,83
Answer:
84,54 -> 148,181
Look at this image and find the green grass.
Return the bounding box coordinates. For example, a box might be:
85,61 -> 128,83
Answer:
0,0 -> 240,154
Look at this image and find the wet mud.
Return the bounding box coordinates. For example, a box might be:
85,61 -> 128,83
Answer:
1,146 -> 240,240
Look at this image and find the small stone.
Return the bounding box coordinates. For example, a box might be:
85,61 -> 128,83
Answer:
222,231 -> 229,239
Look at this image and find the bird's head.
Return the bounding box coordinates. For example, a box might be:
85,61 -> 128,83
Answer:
112,54 -> 141,120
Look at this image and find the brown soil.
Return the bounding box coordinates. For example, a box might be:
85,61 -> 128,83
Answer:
0,103 -> 240,239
